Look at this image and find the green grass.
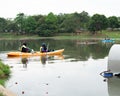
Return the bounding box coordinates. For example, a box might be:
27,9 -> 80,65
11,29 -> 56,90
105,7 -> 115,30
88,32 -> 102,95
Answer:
102,31 -> 120,38
0,93 -> 4,96
0,79 -> 5,85
0,61 -> 11,78
0,31 -> 120,40
0,60 -> 10,96
55,31 -> 120,40
0,60 -> 11,86
0,33 -> 40,40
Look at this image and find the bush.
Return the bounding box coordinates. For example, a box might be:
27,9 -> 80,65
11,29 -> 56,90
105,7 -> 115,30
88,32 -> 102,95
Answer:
0,70 -> 4,78
0,61 -> 11,78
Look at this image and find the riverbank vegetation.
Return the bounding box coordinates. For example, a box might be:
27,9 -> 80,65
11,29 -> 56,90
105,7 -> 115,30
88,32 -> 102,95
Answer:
0,11 -> 120,37
0,60 -> 11,85
0,60 -> 11,96
0,30 -> 120,40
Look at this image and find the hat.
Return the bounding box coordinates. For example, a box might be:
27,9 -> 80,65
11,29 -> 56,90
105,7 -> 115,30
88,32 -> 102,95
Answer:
42,43 -> 46,46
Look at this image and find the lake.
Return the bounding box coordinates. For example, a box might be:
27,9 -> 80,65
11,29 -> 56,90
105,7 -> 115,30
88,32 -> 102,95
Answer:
0,39 -> 119,96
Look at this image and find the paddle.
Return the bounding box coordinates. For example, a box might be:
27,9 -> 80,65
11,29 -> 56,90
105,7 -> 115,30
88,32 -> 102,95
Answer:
47,43 -> 49,52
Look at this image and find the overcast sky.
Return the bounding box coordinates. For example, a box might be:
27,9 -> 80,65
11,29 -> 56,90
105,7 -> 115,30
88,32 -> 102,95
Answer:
0,0 -> 120,18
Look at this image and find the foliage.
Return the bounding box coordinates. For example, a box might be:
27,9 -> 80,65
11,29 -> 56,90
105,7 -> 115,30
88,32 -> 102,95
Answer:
0,12 -> 119,37
88,14 -> 108,34
0,60 -> 11,78
37,12 -> 58,36
108,16 -> 119,30
45,12 -> 58,24
6,20 -> 18,32
78,11 -> 90,30
24,16 -> 37,34
0,18 -> 7,32
14,13 -> 25,34
0,60 -> 10,88
61,14 -> 76,33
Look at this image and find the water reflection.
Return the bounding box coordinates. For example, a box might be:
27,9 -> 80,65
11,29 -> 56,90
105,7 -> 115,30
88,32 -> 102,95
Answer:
100,69 -> 120,96
7,54 -> 64,66
0,39 -> 114,61
40,55 -> 64,65
21,57 -> 28,68
76,40 -> 98,45
108,76 -> 120,96
4,54 -> 108,96
1,39 -> 119,96
40,56 -> 47,65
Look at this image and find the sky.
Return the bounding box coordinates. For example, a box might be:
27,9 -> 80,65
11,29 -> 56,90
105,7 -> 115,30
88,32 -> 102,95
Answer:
0,0 -> 120,18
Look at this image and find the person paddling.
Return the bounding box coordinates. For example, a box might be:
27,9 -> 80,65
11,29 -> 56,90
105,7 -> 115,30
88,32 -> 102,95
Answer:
40,43 -> 54,53
40,43 -> 47,52
21,42 -> 33,53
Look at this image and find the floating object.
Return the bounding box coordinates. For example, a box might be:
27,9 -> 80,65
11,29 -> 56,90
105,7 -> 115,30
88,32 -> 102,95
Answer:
108,44 -> 120,73
57,76 -> 61,78
15,82 -> 18,84
100,70 -> 113,78
46,83 -> 49,85
102,39 -> 115,43
76,41 -> 97,45
22,91 -> 24,94
103,72 -> 113,78
7,49 -> 64,57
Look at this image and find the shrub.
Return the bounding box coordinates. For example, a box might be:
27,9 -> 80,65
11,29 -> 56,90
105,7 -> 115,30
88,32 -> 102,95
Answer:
0,60 -> 11,78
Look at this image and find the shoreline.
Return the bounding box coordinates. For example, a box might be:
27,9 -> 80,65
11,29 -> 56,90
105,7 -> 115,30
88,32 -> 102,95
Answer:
0,85 -> 17,96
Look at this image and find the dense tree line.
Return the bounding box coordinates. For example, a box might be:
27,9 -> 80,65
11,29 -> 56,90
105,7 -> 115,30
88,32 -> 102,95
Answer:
0,11 -> 120,36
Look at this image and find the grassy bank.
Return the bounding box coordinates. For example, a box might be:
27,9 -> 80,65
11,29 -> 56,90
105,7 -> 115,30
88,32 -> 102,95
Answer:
0,60 -> 11,85
0,31 -> 120,40
0,33 -> 40,40
102,31 -> 120,38
0,61 -> 11,96
55,31 -> 120,40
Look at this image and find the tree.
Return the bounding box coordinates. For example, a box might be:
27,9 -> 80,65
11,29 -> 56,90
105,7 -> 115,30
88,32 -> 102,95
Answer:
108,16 -> 119,30
79,11 -> 90,30
61,14 -> 76,33
6,20 -> 18,32
45,12 -> 57,24
0,17 -> 7,32
37,12 -> 58,37
14,13 -> 25,34
88,14 -> 108,34
57,13 -> 66,33
24,16 -> 37,34
59,11 -> 90,33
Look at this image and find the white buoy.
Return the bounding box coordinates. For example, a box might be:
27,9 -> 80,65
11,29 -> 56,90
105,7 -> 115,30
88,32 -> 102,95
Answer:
108,44 -> 120,73
107,44 -> 120,96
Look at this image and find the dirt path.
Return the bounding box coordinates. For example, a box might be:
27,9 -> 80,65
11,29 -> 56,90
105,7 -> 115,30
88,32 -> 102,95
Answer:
0,85 -> 17,96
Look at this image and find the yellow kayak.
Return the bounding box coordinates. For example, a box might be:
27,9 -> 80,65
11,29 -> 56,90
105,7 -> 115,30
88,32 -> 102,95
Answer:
7,49 -> 64,57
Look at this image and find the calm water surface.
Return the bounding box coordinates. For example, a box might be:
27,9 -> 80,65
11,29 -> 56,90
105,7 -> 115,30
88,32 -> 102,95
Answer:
0,39 -> 119,96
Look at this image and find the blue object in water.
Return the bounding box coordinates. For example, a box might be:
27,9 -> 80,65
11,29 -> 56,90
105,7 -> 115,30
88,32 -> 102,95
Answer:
102,39 -> 115,43
103,72 -> 113,78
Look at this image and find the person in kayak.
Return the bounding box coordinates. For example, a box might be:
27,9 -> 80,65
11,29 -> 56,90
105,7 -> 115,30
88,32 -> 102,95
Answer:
40,43 -> 47,52
21,42 -> 33,53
